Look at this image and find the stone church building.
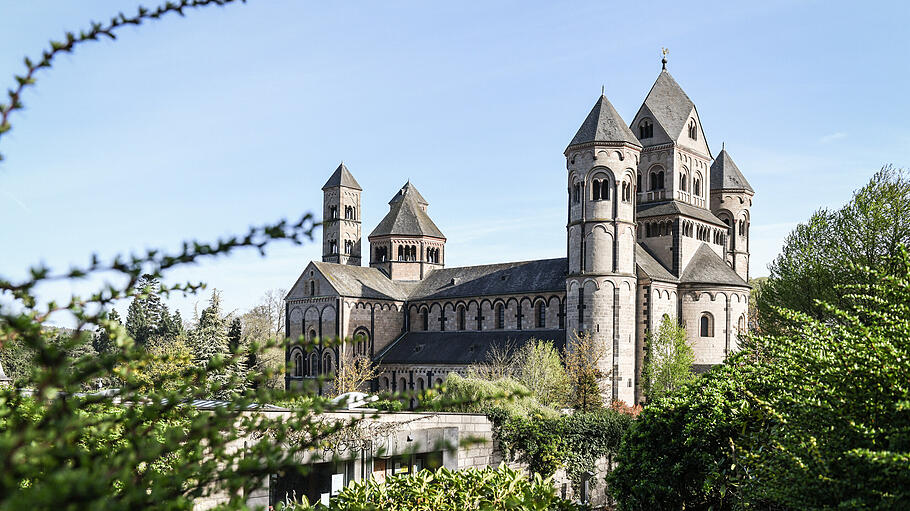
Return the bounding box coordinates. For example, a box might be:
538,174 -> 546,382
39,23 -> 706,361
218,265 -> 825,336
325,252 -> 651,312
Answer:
284,62 -> 753,404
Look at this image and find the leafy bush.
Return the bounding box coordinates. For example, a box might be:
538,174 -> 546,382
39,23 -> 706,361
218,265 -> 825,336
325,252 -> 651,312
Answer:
608,360 -> 754,510
429,373 -> 555,418
494,409 -> 631,489
314,465 -> 583,511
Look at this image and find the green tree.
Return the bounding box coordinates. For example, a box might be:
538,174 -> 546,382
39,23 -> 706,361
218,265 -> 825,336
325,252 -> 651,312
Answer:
514,339 -> 569,408
564,331 -> 608,412
92,308 -> 121,355
642,316 -> 696,402
228,316 -> 242,354
758,166 -> 910,332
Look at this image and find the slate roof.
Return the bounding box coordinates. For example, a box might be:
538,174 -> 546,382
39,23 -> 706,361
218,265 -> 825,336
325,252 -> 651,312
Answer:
369,182 -> 445,239
641,70 -> 696,141
637,200 -> 727,227
410,258 -> 567,300
322,163 -> 362,191
635,245 -> 676,282
311,262 -> 411,300
568,95 -> 641,148
710,149 -> 753,193
388,181 -> 428,206
679,244 -> 748,287
376,330 -> 566,365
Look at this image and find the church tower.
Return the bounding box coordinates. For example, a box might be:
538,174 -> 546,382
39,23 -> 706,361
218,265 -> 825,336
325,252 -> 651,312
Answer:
565,92 -> 642,404
710,147 -> 754,281
321,162 -> 362,265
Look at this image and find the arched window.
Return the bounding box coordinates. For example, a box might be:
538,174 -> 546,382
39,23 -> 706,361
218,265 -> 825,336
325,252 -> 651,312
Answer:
693,177 -> 701,197
344,206 -> 354,219
329,240 -> 338,255
293,351 -> 303,377
688,119 -> 697,140
700,313 -> 714,337
309,280 -> 315,296
495,304 -> 505,329
636,173 -> 642,192
457,305 -> 466,330
344,239 -> 353,254
329,206 -> 338,219
639,119 -> 653,139
738,314 -> 746,334
680,172 -> 688,192
310,353 -> 319,375
353,329 -> 369,357
398,246 -> 404,261
376,246 -> 388,262
649,172 -> 657,191
592,180 -> 601,201
657,172 -> 665,189
323,352 -> 334,374
421,308 -> 429,331
572,183 -> 581,204
536,302 -> 546,328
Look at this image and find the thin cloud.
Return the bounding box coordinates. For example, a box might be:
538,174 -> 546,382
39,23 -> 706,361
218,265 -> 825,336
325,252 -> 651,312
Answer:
820,132 -> 847,144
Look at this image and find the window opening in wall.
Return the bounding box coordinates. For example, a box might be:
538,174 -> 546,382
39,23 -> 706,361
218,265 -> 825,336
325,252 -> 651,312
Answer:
700,313 -> 714,337
376,246 -> 388,262
680,172 -> 688,192
309,280 -> 315,296
639,119 -> 653,139
421,309 -> 429,331
323,353 -> 333,374
310,353 -> 318,375
293,351 -> 303,377
577,288 -> 585,325
694,178 -> 701,197
536,302 -> 546,328
329,206 -> 338,219
495,304 -> 504,329
457,305 -> 466,330
688,119 -> 697,140
344,239 -> 353,255
572,183 -> 581,204
329,240 -> 338,255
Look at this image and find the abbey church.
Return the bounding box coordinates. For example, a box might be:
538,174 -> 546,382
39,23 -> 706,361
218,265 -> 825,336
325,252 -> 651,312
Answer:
284,62 -> 754,404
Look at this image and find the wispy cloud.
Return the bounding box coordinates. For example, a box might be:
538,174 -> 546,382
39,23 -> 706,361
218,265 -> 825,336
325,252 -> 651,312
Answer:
2,189 -> 31,213
820,132 -> 847,144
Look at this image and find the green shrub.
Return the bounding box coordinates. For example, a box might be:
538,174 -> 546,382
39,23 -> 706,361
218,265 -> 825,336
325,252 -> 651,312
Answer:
319,465 -> 582,511
429,373 -> 555,418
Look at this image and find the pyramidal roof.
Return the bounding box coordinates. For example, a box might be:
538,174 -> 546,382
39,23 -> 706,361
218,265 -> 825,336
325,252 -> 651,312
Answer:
388,181 -> 428,206
322,162 -> 362,191
370,182 -> 444,239
680,244 -> 748,287
641,70 -> 696,141
710,148 -> 753,193
567,94 -> 641,148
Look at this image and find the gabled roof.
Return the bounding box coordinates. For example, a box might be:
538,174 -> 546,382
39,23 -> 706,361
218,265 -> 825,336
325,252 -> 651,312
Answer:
710,149 -> 753,193
370,182 -> 444,239
637,200 -> 728,227
376,330 -> 565,365
567,94 -> 641,149
322,162 -> 362,191
310,262 -> 411,300
640,70 -> 696,142
635,245 -> 676,282
410,258 -> 567,300
679,244 -> 748,287
388,181 -> 428,206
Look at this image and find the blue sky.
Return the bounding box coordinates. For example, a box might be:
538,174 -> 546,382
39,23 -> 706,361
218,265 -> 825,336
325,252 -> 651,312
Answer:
1,1 -> 908,323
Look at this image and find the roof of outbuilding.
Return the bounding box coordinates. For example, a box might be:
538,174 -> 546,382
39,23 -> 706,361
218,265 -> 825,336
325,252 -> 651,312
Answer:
311,262 -> 412,300
679,244 -> 748,287
376,330 -> 566,365
635,245 -> 676,282
640,70 -> 696,141
322,162 -> 362,191
568,94 -> 641,149
410,258 -> 567,300
710,149 -> 753,193
637,200 -> 728,227
369,182 -> 445,239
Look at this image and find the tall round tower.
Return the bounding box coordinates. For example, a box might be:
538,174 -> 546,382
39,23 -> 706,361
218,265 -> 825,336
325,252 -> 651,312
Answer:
710,147 -> 754,282
565,93 -> 642,404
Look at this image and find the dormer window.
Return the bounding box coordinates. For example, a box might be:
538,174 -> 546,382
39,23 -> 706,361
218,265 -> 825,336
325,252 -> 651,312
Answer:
688,119 -> 697,140
639,119 -> 653,139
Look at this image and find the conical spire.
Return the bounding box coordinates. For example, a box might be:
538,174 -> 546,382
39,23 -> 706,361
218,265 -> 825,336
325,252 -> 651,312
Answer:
710,148 -> 753,193
640,69 -> 696,141
388,181 -> 428,206
322,162 -> 362,191
567,94 -> 641,148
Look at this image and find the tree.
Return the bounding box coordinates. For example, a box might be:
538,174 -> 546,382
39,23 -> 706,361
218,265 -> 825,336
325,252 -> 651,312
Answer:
564,331 -> 608,412
92,309 -> 121,355
228,316 -> 242,354
758,166 -> 910,332
331,349 -> 379,397
513,340 -> 569,408
642,316 -> 696,402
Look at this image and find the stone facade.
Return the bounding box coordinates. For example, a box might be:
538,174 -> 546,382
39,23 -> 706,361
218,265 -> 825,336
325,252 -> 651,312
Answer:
285,63 -> 754,404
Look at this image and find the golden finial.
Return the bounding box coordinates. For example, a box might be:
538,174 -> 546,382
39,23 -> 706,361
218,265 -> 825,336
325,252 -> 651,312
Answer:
661,47 -> 669,70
